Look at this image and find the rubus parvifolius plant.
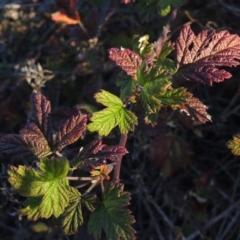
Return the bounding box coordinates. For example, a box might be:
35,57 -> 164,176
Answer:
2,8 -> 240,240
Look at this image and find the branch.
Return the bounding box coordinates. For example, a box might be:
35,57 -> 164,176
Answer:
113,134 -> 128,184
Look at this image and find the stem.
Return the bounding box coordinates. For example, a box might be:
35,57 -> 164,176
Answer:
113,134 -> 128,184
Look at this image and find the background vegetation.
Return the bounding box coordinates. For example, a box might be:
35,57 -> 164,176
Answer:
0,0 -> 240,239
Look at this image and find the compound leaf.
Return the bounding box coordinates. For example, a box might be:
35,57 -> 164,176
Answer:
0,123 -> 51,161
175,25 -> 240,86
227,134 -> 240,156
88,90 -> 138,136
55,114 -> 87,152
8,157 -> 70,218
88,184 -> 136,240
109,48 -> 142,80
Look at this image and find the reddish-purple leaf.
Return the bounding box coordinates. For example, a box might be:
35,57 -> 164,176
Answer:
29,92 -> 52,142
55,114 -> 87,152
0,123 -> 51,161
175,25 -> 240,85
76,140 -> 127,170
177,95 -> 211,123
108,48 -> 142,80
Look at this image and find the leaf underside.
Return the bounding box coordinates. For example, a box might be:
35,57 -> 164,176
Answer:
75,139 -> 127,170
175,26 -> 240,86
0,123 -> 51,161
176,95 -> 212,123
55,114 -> 87,152
175,25 -> 240,86
109,48 -> 142,80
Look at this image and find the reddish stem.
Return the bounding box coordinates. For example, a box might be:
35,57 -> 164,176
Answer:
113,134 -> 128,184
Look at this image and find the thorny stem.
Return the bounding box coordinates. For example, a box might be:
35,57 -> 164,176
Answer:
149,8 -> 179,61
113,134 -> 128,184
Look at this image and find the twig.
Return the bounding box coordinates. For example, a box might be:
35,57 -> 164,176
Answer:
113,134 -> 128,184
150,197 -> 176,235
149,8 -> 179,61
220,211 -> 240,240
186,199 -> 240,240
143,198 -> 165,239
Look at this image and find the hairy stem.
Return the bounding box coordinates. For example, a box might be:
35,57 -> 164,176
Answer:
113,134 -> 128,184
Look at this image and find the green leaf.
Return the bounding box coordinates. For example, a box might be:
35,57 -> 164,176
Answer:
158,5 -> 171,16
155,42 -> 176,73
8,157 -> 70,218
227,134 -> 240,156
136,0 -> 187,21
116,73 -> 138,101
61,187 -> 83,235
82,194 -> 98,212
159,87 -> 191,107
88,90 -> 138,136
88,184 -> 136,240
137,65 -> 172,125
21,196 -> 43,221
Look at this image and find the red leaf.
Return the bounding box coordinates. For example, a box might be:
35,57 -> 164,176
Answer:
108,48 -> 142,80
177,95 -> 211,123
0,123 -> 51,161
175,25 -> 240,85
55,114 -> 87,151
52,0 -> 80,25
51,11 -> 80,25
76,140 -> 127,170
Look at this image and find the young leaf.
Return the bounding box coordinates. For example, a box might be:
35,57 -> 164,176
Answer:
0,123 -> 51,161
175,25 -> 240,86
29,92 -> 52,143
75,140 -> 127,170
137,66 -> 172,125
55,114 -> 87,152
61,187 -> 83,235
132,35 -> 154,57
155,42 -> 175,73
88,184 -> 136,240
227,134 -> 240,156
108,48 -> 143,80
176,95 -> 212,123
8,157 -> 70,218
87,90 -> 138,136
